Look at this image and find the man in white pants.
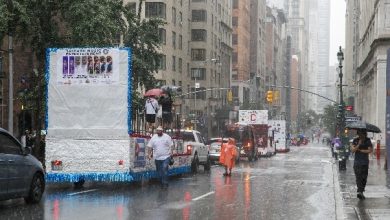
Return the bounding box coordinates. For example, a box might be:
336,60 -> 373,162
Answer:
147,126 -> 173,188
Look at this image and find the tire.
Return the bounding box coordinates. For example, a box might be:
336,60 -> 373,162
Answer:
25,173 -> 45,204
73,179 -> 85,188
204,156 -> 211,172
191,154 -> 199,173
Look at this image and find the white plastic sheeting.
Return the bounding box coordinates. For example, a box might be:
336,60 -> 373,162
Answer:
46,48 -> 130,139
45,138 -> 130,172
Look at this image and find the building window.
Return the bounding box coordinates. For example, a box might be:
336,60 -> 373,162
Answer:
191,68 -> 206,80
232,17 -> 238,27
127,2 -> 136,14
172,31 -> 176,49
179,12 -> 183,25
145,2 -> 166,19
232,52 -> 238,63
232,34 -> 238,45
187,63 -> 190,77
158,55 -> 166,70
192,10 -> 207,22
172,56 -> 176,71
191,29 -> 207,41
191,49 -> 206,61
158,28 -> 166,45
233,0 -> 238,9
179,58 -> 183,73
179,35 -> 183,49
172,7 -> 176,25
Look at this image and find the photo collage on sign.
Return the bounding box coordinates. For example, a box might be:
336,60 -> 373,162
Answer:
62,55 -> 113,83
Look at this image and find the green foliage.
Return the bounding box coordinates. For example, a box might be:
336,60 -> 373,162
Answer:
322,104 -> 337,137
122,2 -> 165,91
4,0 -> 164,155
60,0 -> 126,46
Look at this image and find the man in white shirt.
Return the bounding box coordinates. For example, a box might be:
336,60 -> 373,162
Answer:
145,96 -> 159,132
147,126 -> 173,188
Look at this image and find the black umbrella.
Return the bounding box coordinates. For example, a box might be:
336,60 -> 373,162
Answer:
345,120 -> 381,133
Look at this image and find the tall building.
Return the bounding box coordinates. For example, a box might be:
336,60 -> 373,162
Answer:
307,0 -> 330,114
125,0 -> 191,111
345,0 -> 390,144
265,6 -> 287,118
231,0 -> 251,107
249,0 -> 266,108
126,0 -> 233,137
286,0 -> 309,132
189,0 -> 233,137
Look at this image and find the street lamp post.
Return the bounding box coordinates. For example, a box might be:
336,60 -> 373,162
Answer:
337,46 -> 347,170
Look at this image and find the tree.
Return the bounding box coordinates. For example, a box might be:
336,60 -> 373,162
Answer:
2,0 -> 164,160
322,104 -> 337,137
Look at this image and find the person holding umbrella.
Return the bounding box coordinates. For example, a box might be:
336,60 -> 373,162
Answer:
350,129 -> 373,200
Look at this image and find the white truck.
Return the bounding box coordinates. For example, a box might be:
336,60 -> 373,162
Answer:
180,130 -> 210,173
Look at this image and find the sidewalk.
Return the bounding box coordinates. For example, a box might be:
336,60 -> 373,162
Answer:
336,154 -> 390,220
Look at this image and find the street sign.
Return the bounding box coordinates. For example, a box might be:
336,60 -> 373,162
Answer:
238,110 -> 268,124
195,83 -> 200,89
345,116 -> 362,122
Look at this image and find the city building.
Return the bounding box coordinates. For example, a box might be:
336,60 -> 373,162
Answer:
231,0 -> 251,108
346,0 -> 390,145
249,0 -> 266,110
265,6 -> 287,118
307,0 -> 330,114
286,0 -> 310,132
126,0 -> 233,137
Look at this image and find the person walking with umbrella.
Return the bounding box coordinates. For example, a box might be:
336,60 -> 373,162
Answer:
350,129 -> 373,199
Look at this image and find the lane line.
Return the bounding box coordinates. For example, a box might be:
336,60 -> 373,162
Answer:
192,191 -> 215,201
68,189 -> 98,196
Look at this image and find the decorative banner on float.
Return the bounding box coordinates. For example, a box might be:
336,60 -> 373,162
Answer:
133,138 -> 147,168
55,48 -> 119,85
238,110 -> 268,124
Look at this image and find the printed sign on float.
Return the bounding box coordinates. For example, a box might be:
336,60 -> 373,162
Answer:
238,110 -> 268,124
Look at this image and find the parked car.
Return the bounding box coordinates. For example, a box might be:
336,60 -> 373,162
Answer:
0,128 -> 45,203
207,137 -> 240,163
180,130 -> 210,173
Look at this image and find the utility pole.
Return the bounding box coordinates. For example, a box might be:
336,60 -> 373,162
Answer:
7,0 -> 14,134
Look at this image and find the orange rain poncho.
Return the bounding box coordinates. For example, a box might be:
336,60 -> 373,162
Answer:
219,138 -> 237,169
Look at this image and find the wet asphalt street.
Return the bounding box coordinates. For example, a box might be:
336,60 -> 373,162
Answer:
0,142 -> 340,220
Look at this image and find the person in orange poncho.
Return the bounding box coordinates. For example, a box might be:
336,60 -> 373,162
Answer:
219,138 -> 237,176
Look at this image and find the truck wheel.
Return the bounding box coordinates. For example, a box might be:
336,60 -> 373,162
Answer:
204,156 -> 211,172
191,155 -> 199,173
25,173 -> 45,204
74,179 -> 85,188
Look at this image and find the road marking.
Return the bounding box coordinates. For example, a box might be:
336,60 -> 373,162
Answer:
192,191 -> 215,201
68,189 -> 98,196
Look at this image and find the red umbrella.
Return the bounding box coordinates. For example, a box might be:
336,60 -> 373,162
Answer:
144,88 -> 163,97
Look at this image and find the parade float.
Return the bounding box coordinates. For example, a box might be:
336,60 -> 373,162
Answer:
44,47 -> 191,186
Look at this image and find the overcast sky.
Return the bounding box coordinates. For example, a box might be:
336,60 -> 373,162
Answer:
329,0 -> 346,65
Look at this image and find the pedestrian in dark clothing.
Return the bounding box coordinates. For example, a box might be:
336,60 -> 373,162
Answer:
350,129 -> 373,200
159,94 -> 173,129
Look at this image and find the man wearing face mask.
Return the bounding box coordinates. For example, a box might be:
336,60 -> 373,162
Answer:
147,126 -> 173,189
351,129 -> 373,199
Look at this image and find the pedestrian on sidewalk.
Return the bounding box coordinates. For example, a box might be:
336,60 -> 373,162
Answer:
147,126 -> 173,189
350,129 -> 373,199
219,138 -> 237,176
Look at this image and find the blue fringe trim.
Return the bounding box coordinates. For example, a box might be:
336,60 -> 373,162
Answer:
45,48 -> 56,132
45,166 -> 190,183
122,47 -> 133,135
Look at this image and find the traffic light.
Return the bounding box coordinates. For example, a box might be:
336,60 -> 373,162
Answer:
227,90 -> 233,103
266,90 -> 273,103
